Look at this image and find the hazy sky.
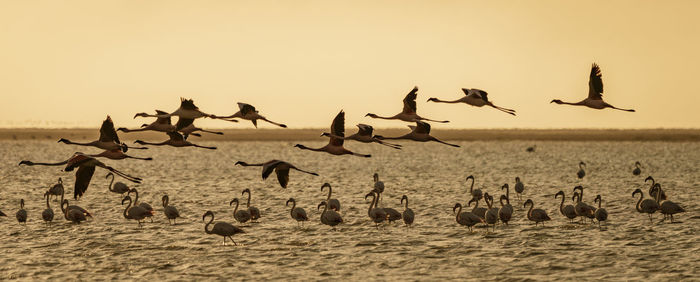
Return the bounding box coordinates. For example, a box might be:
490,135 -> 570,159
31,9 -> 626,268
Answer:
1,1 -> 699,129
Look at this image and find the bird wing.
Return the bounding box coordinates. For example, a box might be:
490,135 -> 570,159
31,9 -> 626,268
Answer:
180,98 -> 199,110
276,167 -> 290,188
474,89 -> 489,102
155,110 -> 172,125
262,160 -> 284,180
174,118 -> 194,131
237,102 -> 256,115
74,165 -> 96,199
588,63 -> 604,100
415,121 -> 431,134
401,86 -> 418,114
99,116 -> 121,144
356,124 -> 373,136
330,110 -> 345,147
167,131 -> 186,142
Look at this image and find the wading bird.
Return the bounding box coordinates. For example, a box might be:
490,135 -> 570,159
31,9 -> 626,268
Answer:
135,132 -> 216,150
632,162 -> 642,176
375,121 -> 459,147
41,192 -> 54,224
162,195 -> 181,225
427,88 -> 516,116
484,194 -> 499,232
285,198 -> 308,227
524,199 -> 551,226
122,195 -> 152,227
235,160 -> 318,188
652,184 -> 685,223
550,63 -> 635,112
400,195 -> 414,227
453,202 -> 483,232
594,195 -> 608,229
318,201 -> 343,227
632,188 -> 659,224
294,110 -> 371,157
241,189 -> 260,222
16,199 -> 27,224
128,189 -> 154,222
365,191 -> 386,228
373,173 -> 384,204
321,124 -> 401,149
229,198 -> 251,224
47,178 -> 64,201
202,211 -> 245,246
215,102 -> 287,128
366,86 -> 449,123
577,162 -> 586,179
321,183 -> 341,211
106,173 -> 130,197
498,195 -> 513,225
466,175 -> 482,201
645,176 -> 666,201
514,177 -> 525,201
555,191 -> 577,223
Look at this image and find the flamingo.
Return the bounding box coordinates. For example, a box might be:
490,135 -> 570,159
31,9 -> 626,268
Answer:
550,63 -> 635,112
42,192 -> 54,224
523,199 -> 551,226
58,188 -> 91,222
468,197 -> 487,220
106,172 -> 130,197
384,206 -> 402,224
652,184 -> 685,223
555,191 -> 577,223
16,199 -> 27,224
483,193 -> 499,232
47,178 -> 64,201
87,149 -> 153,161
134,98 -> 222,131
229,198 -> 251,224
121,110 -> 223,138
241,189 -> 261,222
235,160 -> 318,188
645,176 -> 666,201
594,195 -> 608,229
466,175 -> 482,201
128,189 -> 154,222
453,203 -> 483,232
134,132 -> 217,150
514,177 -> 525,201
366,86 -> 449,123
321,183 -> 341,211
58,116 -> 146,152
122,195 -> 152,227
577,162 -> 586,179
285,198 -> 308,227
632,162 -> 642,176
202,211 -> 245,245
320,124 -> 401,149
317,201 -> 343,227
373,173 -> 384,205
497,195 -> 513,225
375,121 -> 460,147
214,102 -> 287,128
400,195 -> 414,227
19,152 -> 141,200
162,195 -> 181,225
632,188 -> 659,223
294,110 -> 371,157
573,186 -> 596,223
427,88 -> 516,116
364,191 -> 386,228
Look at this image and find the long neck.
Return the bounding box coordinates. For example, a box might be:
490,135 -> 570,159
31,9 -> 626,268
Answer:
139,141 -> 168,146
367,196 -> 376,216
204,215 -> 214,234
245,192 -> 252,207
163,197 -> 169,208
297,145 -> 324,152
326,187 -> 332,201
597,198 -> 602,209
21,160 -> 69,166
527,203 -> 534,220
107,174 -> 115,192
432,98 -> 461,103
133,190 -> 140,203
289,201 -> 296,218
62,201 -> 68,219
654,186 -> 662,203
233,201 -> 239,214
45,194 -> 50,209
469,179 -> 474,193
635,193 -> 643,212
60,190 -> 66,213
558,195 -> 565,213
504,186 -> 509,200
123,198 -> 132,218
403,198 -> 409,210
455,205 -> 462,222
560,100 -> 586,106
321,203 -> 328,217
64,140 -> 97,146
121,127 -> 148,132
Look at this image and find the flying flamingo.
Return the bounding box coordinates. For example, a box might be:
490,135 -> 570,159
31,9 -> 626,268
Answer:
235,160 -> 318,188
550,63 -> 635,112
58,116 -> 147,152
134,98 -> 224,131
19,152 -> 142,199
202,211 -> 245,246
321,124 -> 401,149
366,86 -> 449,123
121,110 -> 223,138
134,132 -> 217,150
427,88 -> 516,116
375,121 -> 460,147
215,102 -> 287,128
294,110 -> 371,157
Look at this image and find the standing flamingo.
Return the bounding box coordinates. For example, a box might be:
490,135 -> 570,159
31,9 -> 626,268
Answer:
555,191 -> 577,223
594,195 -> 608,229
42,192 -> 54,224
364,191 -> 386,228
645,176 -> 666,201
427,88 -> 516,116
523,199 -> 551,226
373,173 -> 385,205
366,86 -> 449,123
229,198 -> 251,224
577,162 -> 586,179
400,195 -> 414,227
453,203 -> 483,232
375,121 -> 460,147
321,183 -> 341,211
47,178 -> 64,201
106,172 -> 130,197
294,110 -> 371,157
652,184 -> 685,223
214,102 -> 287,128
202,211 -> 245,245
128,189 -> 154,222
465,175 -> 482,201
573,186 -> 596,223
162,195 -> 181,225
285,198 -> 308,227
16,199 -> 27,224
321,124 -> 402,149
498,195 -> 513,225
317,201 -> 343,227
241,189 -> 261,222
514,177 -> 525,201
632,162 -> 642,176
235,160 -> 318,188
550,63 -> 635,112
483,193 -> 499,232
122,195 -> 152,227
632,188 -> 659,223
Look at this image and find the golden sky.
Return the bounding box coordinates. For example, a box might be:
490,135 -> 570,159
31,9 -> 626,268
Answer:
1,0 -> 698,129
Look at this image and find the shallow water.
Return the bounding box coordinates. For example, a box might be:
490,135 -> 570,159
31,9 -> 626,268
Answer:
0,140 -> 698,280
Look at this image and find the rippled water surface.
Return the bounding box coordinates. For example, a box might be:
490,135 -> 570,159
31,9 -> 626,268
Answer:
0,140 -> 698,280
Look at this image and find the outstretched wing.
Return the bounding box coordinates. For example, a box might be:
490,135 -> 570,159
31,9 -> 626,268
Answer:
415,121 -> 431,134
588,63 -> 603,100
330,110 -> 345,147
276,167 -> 290,188
167,131 -> 186,142
74,165 -> 96,199
180,98 -> 199,110
237,103 -> 256,115
262,160 -> 283,180
155,110 -> 172,125
402,86 -> 418,114
356,124 -> 373,136
461,88 -> 488,101
175,118 -> 194,131
99,116 -> 121,144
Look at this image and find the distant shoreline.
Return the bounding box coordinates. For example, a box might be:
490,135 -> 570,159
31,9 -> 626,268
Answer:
0,128 -> 698,141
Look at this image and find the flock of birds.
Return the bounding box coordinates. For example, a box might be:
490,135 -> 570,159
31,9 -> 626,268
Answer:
2,63 -> 687,245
